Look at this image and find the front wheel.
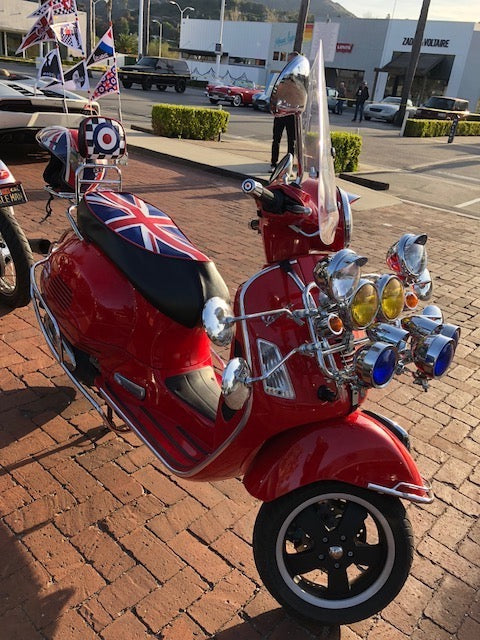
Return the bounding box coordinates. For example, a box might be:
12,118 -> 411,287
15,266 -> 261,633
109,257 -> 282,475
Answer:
122,80 -> 132,89
175,79 -> 187,93
142,78 -> 152,90
0,207 -> 34,308
253,481 -> 413,625
232,94 -> 242,107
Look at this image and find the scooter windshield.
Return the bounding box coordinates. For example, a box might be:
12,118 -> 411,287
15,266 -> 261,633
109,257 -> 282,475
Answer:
302,44 -> 339,245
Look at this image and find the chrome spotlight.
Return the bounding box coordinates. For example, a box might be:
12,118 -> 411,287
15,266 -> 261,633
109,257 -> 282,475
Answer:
414,268 -> 433,300
202,297 -> 234,346
412,334 -> 455,378
401,315 -> 440,338
313,249 -> 367,301
422,305 -> 443,323
367,323 -> 409,351
355,342 -> 397,388
387,233 -> 427,279
376,274 -> 405,322
221,358 -> 252,410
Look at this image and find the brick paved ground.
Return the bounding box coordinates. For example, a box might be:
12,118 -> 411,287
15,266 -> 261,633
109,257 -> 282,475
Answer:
0,149 -> 479,640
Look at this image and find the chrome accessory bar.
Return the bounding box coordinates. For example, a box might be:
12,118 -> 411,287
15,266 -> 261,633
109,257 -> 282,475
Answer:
368,480 -> 434,504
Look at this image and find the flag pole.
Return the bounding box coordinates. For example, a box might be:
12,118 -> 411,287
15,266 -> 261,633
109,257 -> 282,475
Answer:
110,21 -> 122,124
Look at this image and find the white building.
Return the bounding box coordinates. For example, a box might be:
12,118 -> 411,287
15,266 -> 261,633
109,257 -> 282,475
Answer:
179,17 -> 480,111
0,0 -> 87,58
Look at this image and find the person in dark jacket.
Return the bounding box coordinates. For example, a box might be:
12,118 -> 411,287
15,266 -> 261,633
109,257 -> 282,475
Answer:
335,81 -> 347,114
352,81 -> 369,122
270,51 -> 299,169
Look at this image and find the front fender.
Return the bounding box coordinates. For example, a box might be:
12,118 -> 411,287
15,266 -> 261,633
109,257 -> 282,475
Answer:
243,410 -> 431,503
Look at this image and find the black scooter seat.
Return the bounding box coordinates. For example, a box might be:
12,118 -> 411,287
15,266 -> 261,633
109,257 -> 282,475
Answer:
77,191 -> 229,328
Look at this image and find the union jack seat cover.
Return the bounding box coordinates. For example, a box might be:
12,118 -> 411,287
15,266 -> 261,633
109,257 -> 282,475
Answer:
84,191 -> 209,261
78,117 -> 127,161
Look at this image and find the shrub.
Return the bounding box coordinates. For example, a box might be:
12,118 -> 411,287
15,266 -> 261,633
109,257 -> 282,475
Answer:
305,131 -> 362,174
151,104 -> 229,140
404,118 -> 480,137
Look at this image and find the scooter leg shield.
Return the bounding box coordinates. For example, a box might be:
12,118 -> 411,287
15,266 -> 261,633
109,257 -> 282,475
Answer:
243,409 -> 431,504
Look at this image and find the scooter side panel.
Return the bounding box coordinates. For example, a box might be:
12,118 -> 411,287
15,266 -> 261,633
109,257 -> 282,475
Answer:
242,410 -> 424,502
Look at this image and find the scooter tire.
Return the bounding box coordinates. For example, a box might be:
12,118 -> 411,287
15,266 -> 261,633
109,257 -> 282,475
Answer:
0,206 -> 34,308
253,481 -> 413,625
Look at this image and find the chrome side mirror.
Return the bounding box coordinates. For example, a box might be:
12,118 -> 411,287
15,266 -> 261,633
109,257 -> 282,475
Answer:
270,55 -> 310,116
221,358 -> 252,410
202,297 -> 234,346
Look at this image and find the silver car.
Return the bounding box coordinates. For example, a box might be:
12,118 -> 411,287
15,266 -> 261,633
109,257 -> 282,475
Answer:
363,96 -> 415,123
0,79 -> 100,144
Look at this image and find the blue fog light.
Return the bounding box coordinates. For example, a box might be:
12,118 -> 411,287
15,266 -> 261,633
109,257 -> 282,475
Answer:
372,347 -> 397,386
433,341 -> 454,377
413,334 -> 455,379
355,342 -> 397,388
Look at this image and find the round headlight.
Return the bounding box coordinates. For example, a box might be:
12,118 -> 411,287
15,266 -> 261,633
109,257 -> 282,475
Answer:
412,334 -> 455,378
387,233 -> 428,278
355,342 -> 397,388
313,249 -> 367,301
377,274 -> 405,321
349,281 -> 379,329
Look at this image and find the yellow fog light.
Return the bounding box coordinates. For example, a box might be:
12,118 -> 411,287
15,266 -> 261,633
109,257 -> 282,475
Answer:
350,280 -> 379,329
378,275 -> 405,321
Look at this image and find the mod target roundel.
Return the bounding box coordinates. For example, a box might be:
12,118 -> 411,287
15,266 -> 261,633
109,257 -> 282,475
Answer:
93,122 -> 120,155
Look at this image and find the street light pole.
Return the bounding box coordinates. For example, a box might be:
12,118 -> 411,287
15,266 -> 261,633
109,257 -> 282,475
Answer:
294,0 -> 310,54
215,0 -> 225,81
169,1 -> 194,47
152,20 -> 162,57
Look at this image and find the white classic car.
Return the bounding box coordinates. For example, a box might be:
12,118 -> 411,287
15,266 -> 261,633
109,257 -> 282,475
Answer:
363,96 -> 416,123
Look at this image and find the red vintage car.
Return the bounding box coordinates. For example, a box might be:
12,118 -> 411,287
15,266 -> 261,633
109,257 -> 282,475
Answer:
206,79 -> 264,107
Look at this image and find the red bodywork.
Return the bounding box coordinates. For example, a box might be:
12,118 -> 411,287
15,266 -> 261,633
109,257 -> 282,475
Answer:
38,181 -> 427,503
206,81 -> 263,106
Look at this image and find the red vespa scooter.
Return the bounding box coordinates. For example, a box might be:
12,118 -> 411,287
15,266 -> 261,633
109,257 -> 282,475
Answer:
31,53 -> 459,625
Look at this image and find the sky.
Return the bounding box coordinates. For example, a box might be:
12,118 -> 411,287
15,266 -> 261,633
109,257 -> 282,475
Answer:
337,0 -> 479,23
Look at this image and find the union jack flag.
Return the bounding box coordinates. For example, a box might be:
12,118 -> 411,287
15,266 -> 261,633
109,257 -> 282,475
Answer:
85,192 -> 209,261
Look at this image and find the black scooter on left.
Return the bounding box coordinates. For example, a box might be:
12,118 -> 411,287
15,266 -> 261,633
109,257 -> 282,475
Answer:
0,159 -> 48,309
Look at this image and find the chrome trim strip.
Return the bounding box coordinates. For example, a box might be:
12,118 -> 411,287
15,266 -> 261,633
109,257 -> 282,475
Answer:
99,386 -> 254,478
368,480 -> 434,504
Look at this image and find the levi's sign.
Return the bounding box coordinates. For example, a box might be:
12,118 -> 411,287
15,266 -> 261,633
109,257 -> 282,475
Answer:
402,37 -> 450,47
336,43 -> 353,53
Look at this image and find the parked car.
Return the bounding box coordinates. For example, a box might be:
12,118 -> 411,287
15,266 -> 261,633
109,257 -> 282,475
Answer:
363,96 -> 416,123
252,73 -> 279,112
326,87 -> 339,112
0,80 -> 99,144
118,56 -> 190,92
414,96 -> 470,120
206,80 -> 263,107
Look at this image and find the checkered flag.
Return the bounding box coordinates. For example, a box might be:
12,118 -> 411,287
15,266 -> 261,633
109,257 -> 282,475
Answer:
79,117 -> 126,160
51,19 -> 84,56
29,0 -> 78,18
91,63 -> 119,100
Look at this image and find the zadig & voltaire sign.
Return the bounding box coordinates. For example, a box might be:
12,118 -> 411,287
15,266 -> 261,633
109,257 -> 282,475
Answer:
402,36 -> 450,47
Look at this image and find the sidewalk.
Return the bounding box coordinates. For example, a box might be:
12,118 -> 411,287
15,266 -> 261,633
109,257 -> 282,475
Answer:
126,127 -> 400,212
0,138 -> 478,640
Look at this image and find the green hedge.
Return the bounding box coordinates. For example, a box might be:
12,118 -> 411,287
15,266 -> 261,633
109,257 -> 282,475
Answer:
404,118 -> 480,137
331,131 -> 362,172
305,131 -> 362,173
151,104 -> 229,140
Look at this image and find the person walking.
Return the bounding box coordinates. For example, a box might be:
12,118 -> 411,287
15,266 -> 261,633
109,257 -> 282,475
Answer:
352,81 -> 369,122
270,51 -> 299,170
335,81 -> 347,115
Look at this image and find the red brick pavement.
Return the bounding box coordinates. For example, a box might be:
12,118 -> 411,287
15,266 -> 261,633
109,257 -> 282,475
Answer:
0,150 -> 479,639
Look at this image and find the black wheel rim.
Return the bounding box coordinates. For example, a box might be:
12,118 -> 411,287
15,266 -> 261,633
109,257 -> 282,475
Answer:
276,492 -> 394,609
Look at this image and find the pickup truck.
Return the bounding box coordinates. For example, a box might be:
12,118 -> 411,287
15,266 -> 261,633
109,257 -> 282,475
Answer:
118,56 -> 191,93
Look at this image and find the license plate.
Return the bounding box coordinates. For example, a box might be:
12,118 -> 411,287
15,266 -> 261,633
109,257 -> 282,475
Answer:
0,182 -> 27,207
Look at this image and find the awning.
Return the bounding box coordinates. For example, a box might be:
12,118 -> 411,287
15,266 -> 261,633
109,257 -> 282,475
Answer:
378,52 -> 447,77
